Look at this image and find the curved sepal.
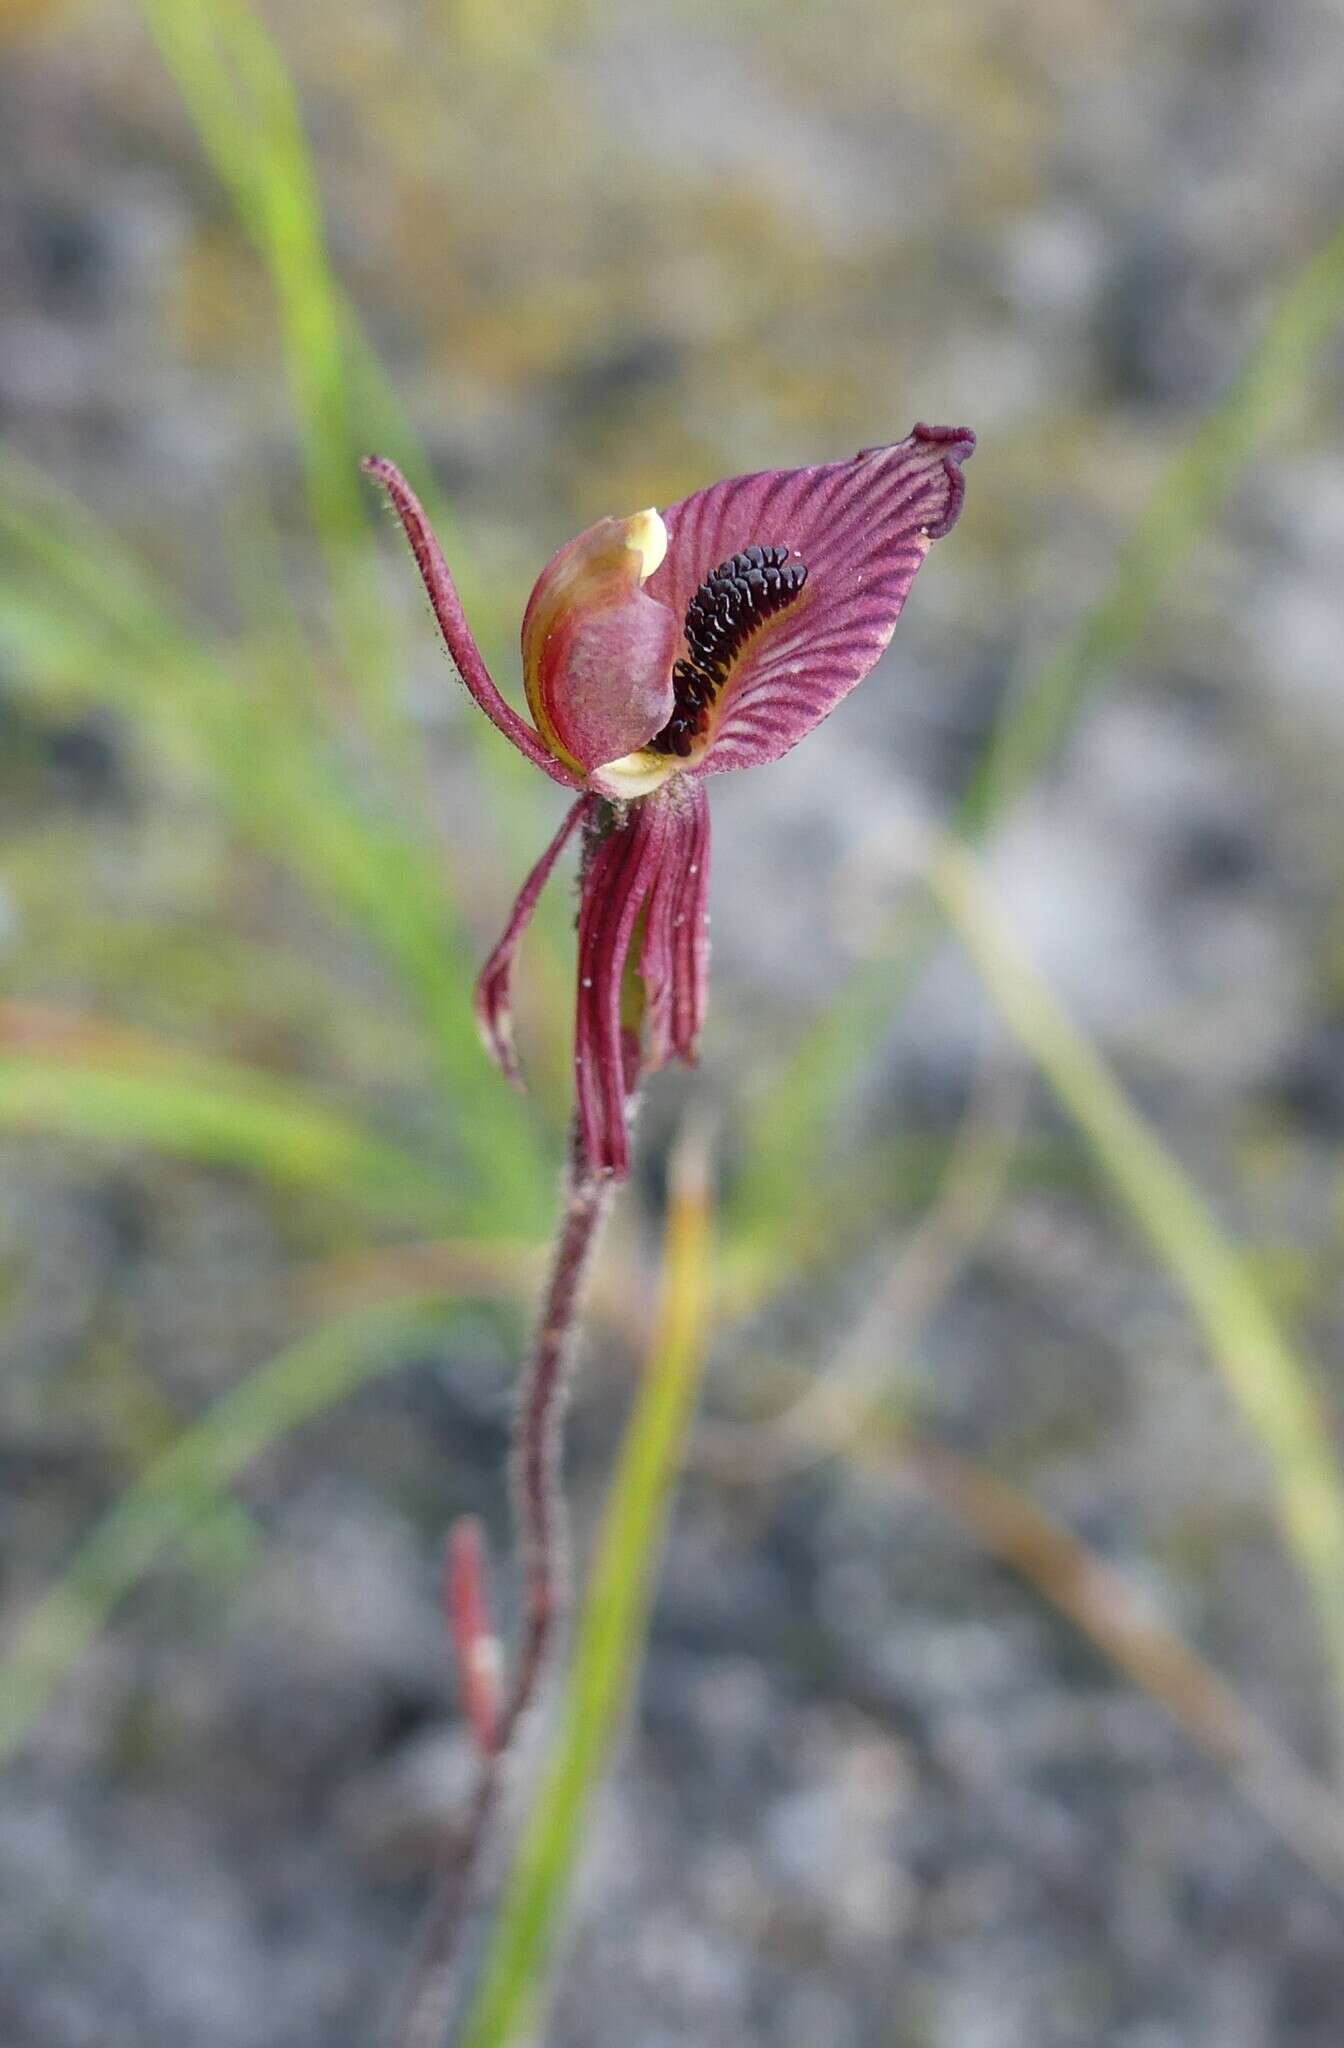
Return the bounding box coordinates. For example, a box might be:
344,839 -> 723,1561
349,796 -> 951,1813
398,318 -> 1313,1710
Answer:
474,796 -> 588,1087
363,457 -> 582,789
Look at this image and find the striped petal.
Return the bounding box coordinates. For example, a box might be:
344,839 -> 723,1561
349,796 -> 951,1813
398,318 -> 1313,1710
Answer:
640,776 -> 710,1070
646,425 -> 974,776
574,796 -> 673,1178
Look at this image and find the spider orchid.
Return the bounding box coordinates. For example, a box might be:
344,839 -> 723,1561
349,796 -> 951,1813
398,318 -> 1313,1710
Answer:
364,427 -> 973,1178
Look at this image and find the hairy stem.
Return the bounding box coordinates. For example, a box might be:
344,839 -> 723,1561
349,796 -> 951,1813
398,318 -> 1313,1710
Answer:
396,1127 -> 614,2048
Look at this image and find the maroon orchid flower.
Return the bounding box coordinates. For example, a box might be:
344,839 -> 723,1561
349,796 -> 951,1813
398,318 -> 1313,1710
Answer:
364,426 -> 973,1179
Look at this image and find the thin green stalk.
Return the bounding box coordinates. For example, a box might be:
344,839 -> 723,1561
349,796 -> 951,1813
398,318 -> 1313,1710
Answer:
927,836 -> 1344,1761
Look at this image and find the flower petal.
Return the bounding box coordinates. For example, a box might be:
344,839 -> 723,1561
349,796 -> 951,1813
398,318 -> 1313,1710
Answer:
641,776 -> 710,1070
645,425 -> 974,776
475,796 -> 588,1086
363,457 -> 581,789
573,796 -> 673,1178
521,510 -> 679,775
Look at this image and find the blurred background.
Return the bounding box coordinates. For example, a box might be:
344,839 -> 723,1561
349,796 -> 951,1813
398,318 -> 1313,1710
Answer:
3,1 -> 1344,2043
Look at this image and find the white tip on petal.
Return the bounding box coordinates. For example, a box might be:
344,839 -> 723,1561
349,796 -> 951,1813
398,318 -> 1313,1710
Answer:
626,508 -> 668,582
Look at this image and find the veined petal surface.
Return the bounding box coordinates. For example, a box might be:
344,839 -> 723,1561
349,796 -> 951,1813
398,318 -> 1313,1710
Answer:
646,425 -> 974,776
574,796 -> 673,1177
640,776 -> 710,1071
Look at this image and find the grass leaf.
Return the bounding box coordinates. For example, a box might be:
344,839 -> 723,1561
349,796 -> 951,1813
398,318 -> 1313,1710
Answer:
0,1050 -> 456,1228
0,467 -> 551,1225
927,836 -> 1344,1758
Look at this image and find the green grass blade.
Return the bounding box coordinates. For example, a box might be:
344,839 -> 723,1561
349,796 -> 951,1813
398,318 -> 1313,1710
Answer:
0,449 -> 202,656
0,1051 -> 455,1228
130,0 -> 622,857
0,465 -> 550,1224
730,212 -> 1344,1248
133,0 -> 391,722
458,1132 -> 716,2048
0,1296 -> 473,1765
130,0 -> 434,520
927,836 -> 1344,1758
130,0 -> 517,807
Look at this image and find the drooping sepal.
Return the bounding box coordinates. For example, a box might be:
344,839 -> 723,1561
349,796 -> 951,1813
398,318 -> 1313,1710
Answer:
640,776 -> 710,1070
475,796 -> 587,1086
573,797 -> 670,1177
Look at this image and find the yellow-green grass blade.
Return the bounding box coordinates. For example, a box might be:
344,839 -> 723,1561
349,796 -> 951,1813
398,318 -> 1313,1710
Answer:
0,1051 -> 456,1230
131,0 -> 533,828
0,1295 -> 488,1765
730,212 -> 1344,1254
0,576 -> 531,1210
0,466 -> 551,1224
130,0 -> 432,530
132,0 -> 395,739
458,1131 -> 715,2048
927,836 -> 1344,1760
130,0 -> 598,859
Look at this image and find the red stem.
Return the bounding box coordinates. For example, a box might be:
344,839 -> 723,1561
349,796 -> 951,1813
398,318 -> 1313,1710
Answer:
395,1128 -> 614,2048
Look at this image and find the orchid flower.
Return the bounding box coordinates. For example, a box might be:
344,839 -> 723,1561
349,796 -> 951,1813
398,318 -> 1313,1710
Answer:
370,432 -> 973,2038
363,427 -> 973,1179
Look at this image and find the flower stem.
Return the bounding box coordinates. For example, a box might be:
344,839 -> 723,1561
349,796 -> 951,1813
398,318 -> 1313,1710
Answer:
503,1135 -> 613,1748
396,1125 -> 614,2048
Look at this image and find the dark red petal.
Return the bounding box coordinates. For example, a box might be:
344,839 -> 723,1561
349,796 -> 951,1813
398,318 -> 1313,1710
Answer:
362,457 -> 582,790
647,425 -> 974,775
641,777 -> 711,1070
573,797 -> 673,1178
475,796 -> 588,1086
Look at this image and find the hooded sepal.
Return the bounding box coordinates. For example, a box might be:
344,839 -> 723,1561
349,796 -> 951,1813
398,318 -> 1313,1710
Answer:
521,509 -> 679,778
